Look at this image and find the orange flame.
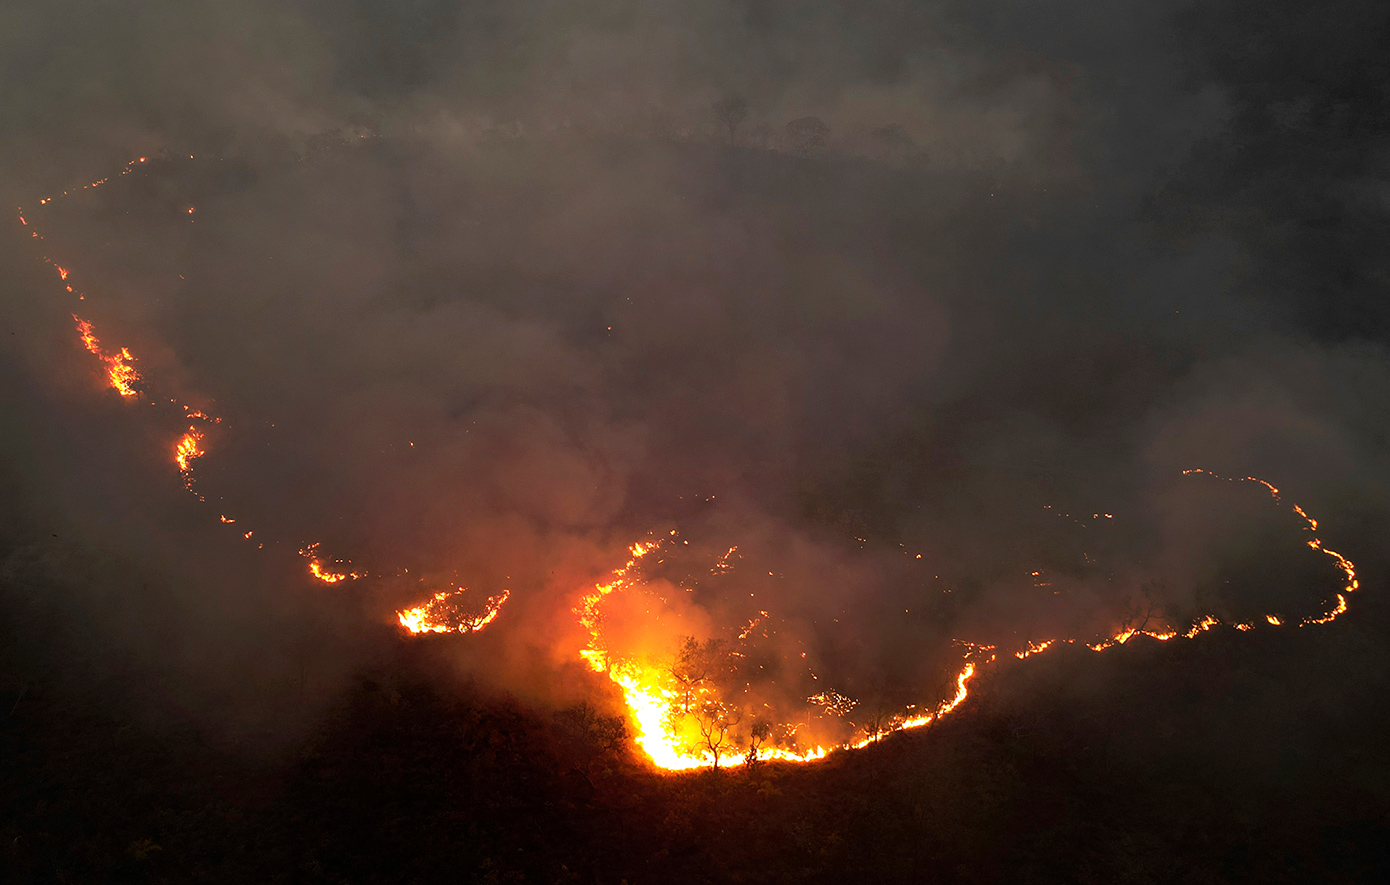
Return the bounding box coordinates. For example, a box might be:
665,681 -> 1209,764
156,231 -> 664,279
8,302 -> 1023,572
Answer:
397,588 -> 511,634
299,543 -> 361,583
582,470 -> 1360,772
174,428 -> 204,473
72,316 -> 141,396
20,165 -> 1364,776
173,428 -> 205,500
1015,471 -> 1359,658
308,561 -> 348,583
575,537 -> 985,770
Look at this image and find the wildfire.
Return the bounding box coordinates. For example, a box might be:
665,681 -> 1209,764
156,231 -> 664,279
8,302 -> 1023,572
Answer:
173,427 -> 206,501
308,561 -> 348,583
575,538 -> 760,769
574,537 -> 986,770
174,428 -> 204,473
72,315 -> 141,396
397,588 -> 511,634
299,542 -> 361,583
1014,639 -> 1054,659
576,540 -> 660,672
578,470 -> 1360,773
22,159 -> 1367,778
1010,471 -> 1360,664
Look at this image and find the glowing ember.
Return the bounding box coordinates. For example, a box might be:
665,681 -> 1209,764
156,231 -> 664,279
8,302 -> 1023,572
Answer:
308,561 -> 348,583
397,588 -> 511,634
299,542 -> 361,583
1014,639 -> 1054,659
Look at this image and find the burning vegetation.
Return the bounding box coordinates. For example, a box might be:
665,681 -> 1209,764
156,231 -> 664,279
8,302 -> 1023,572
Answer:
396,588 -> 512,635
72,315 -> 141,398
12,150 -> 1366,779
570,466 -> 1358,772
3,0 -> 1389,879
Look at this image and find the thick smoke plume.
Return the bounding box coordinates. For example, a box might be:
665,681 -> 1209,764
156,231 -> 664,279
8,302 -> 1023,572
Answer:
1,0 -> 1386,751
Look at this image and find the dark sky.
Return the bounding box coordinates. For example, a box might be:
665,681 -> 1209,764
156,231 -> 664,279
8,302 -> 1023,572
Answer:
1,0 -> 1387,740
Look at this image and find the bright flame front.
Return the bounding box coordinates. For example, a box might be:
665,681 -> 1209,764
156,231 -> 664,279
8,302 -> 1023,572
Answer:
576,470 -> 1360,773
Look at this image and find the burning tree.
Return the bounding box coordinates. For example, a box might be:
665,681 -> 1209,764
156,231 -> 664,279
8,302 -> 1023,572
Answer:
663,637 -> 768,769
694,700 -> 742,770
854,698 -> 900,744
744,719 -> 773,766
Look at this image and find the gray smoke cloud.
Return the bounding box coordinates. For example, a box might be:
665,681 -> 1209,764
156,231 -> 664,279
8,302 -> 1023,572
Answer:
1,0 -> 1386,744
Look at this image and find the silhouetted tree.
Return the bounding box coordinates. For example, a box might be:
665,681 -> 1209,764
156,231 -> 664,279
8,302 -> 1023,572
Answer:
856,699 -> 898,743
744,718 -> 772,765
555,701 -> 629,779
667,637 -> 757,768
713,94 -> 749,143
695,699 -> 741,769
668,637 -> 726,714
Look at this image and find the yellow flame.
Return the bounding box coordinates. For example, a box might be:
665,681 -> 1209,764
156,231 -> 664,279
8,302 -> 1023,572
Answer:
397,588 -> 511,634
308,561 -> 347,583
174,429 -> 204,473
72,315 -> 141,397
299,543 -> 359,583
582,470 -> 1360,772
20,168 -> 1365,776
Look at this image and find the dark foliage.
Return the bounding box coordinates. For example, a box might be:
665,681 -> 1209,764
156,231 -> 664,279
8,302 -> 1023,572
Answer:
4,607 -> 1390,883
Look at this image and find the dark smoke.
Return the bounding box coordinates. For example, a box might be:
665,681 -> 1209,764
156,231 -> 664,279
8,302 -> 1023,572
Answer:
1,0 -> 1387,741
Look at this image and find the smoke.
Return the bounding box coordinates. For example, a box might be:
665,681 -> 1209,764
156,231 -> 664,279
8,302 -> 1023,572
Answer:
1,0 -> 1387,745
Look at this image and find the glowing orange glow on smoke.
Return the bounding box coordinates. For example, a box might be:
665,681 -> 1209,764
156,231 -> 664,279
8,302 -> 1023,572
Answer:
1025,471 -> 1359,657
574,537 -> 985,770
580,470 -> 1359,772
19,161 -> 1365,778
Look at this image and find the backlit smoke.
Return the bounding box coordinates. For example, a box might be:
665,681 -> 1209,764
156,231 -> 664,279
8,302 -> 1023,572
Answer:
1,0 -> 1385,763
